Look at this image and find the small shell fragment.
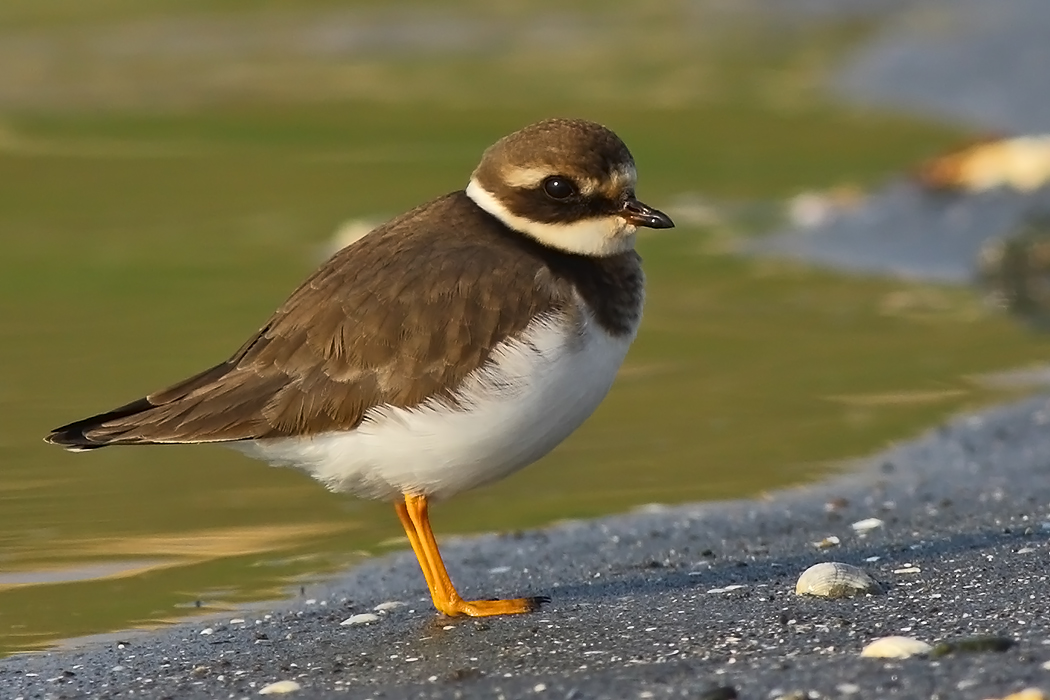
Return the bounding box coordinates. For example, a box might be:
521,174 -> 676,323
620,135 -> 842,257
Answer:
340,613 -> 379,626
861,636 -> 933,659
851,518 -> 884,533
813,536 -> 841,550
795,562 -> 882,598
373,601 -> 405,612
259,680 -> 302,694
706,584 -> 747,594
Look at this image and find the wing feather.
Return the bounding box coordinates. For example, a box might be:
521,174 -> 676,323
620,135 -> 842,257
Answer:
45,193 -> 568,450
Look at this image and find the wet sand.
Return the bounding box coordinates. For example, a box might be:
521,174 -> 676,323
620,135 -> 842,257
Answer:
2,395 -> 1049,699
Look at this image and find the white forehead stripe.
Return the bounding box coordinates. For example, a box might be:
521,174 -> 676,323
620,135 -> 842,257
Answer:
466,178 -> 636,257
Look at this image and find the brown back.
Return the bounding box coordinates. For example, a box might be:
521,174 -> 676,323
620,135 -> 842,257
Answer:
47,191 -> 643,448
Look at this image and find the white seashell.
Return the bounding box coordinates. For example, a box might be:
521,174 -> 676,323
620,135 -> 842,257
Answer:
917,136 -> 1050,193
795,562 -> 882,598
259,680 -> 302,694
851,518 -> 884,532
373,601 -> 406,612
706,584 -> 747,594
340,613 -> 379,626
813,536 -> 841,549
861,636 -> 933,659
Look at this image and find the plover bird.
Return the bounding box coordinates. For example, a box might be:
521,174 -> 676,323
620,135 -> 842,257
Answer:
46,118 -> 674,617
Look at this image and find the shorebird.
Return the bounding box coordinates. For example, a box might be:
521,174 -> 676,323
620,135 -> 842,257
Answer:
46,118 -> 674,617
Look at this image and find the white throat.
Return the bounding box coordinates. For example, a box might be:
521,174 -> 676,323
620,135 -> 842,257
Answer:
465,178 -> 636,256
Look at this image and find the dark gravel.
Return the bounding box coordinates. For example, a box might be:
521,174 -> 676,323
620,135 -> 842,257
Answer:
3,395 -> 1050,698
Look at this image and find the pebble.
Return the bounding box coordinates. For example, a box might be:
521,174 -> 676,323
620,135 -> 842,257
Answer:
258,680 -> 302,694
860,636 -> 933,659
373,601 -> 406,612
698,686 -> 738,700
931,635 -> 1014,658
199,628 -> 214,636
773,692 -> 814,700
851,518 -> 884,533
340,613 -> 380,626
795,562 -> 882,598
824,497 -> 850,513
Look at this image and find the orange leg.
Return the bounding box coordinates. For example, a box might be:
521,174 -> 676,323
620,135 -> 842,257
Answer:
394,500 -> 438,595
394,493 -> 546,617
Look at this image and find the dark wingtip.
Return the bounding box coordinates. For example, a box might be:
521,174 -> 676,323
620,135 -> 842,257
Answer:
44,426 -> 108,451
43,396 -> 156,452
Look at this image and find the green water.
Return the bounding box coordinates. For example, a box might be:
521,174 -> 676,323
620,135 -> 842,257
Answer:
1,2 -> 1048,656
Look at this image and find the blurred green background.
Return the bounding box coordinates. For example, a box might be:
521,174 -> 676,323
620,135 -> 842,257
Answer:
1,0 -> 1047,655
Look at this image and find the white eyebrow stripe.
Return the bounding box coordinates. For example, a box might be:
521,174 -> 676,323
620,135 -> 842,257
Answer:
502,166 -> 551,188
502,167 -> 607,197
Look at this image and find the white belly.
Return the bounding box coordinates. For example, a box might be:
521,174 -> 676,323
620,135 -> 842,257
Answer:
232,309 -> 636,501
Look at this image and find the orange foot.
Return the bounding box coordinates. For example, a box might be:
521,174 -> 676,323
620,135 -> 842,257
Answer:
436,595 -> 549,618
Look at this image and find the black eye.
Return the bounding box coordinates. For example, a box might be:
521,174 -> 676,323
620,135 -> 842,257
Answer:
542,176 -> 576,200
